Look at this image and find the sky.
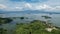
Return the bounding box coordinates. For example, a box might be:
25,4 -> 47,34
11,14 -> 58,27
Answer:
0,0 -> 60,12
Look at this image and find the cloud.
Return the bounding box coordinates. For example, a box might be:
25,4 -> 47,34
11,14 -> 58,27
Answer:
22,4 -> 54,11
36,4 -> 51,9
24,3 -> 32,9
5,3 -> 32,11
0,0 -> 60,12
0,3 -> 60,11
35,4 -> 54,11
55,6 -> 60,10
44,0 -> 60,6
10,0 -> 48,3
15,7 -> 23,9
23,4 -> 60,11
0,4 -> 7,9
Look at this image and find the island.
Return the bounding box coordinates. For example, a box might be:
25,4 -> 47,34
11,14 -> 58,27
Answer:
0,18 -> 13,25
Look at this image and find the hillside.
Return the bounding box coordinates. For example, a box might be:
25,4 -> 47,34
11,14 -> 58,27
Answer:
14,20 -> 60,34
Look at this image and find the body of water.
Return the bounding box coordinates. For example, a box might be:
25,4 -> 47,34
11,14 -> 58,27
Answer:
0,13 -> 60,34
0,13 -> 60,27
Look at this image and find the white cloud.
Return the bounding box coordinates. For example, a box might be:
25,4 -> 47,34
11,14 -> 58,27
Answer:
0,0 -> 60,12
43,4 -> 55,11
28,4 -> 60,11
35,4 -> 50,10
0,4 -> 7,9
24,3 -> 32,9
55,6 -> 60,10
0,3 -> 60,11
24,4 -> 55,11
15,7 -> 23,10
5,7 -> 24,11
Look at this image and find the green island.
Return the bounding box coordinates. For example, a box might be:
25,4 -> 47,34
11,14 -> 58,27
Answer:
0,18 -> 13,25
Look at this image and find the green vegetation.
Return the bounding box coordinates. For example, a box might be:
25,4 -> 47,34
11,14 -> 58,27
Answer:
0,17 -> 60,34
20,17 -> 28,20
14,20 -> 60,34
42,16 -> 51,19
0,18 -> 13,34
0,18 -> 13,25
20,17 -> 25,20
0,28 -> 7,34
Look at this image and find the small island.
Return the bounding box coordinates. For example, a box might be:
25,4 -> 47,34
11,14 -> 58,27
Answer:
0,18 -> 13,25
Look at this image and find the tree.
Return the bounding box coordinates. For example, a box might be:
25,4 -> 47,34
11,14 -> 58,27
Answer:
0,28 -> 7,34
20,17 -> 24,20
0,18 -> 13,25
14,20 -> 60,34
0,18 -> 13,34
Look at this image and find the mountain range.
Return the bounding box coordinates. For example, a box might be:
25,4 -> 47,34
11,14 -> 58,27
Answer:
0,10 -> 60,14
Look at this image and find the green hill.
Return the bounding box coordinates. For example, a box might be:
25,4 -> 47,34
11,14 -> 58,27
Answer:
14,20 -> 60,34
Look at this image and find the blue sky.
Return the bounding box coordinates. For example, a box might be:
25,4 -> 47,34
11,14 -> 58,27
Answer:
0,0 -> 60,12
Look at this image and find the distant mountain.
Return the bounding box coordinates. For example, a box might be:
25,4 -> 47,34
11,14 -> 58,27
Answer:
0,10 -> 60,14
